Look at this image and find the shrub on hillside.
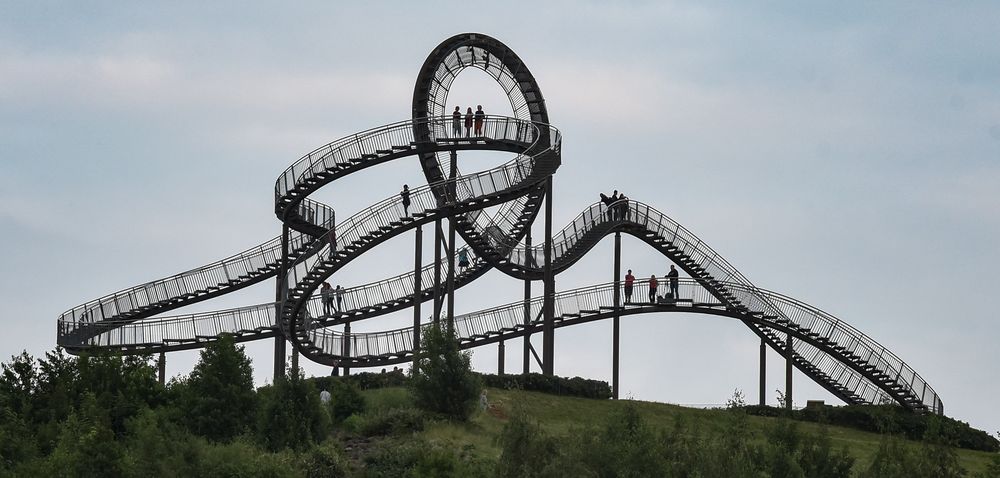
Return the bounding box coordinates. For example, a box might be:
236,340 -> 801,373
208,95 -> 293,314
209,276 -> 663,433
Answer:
322,379 -> 366,422
408,325 -> 480,420
741,403 -> 999,452
256,368 -> 331,451
347,407 -> 425,437
478,372 -> 611,399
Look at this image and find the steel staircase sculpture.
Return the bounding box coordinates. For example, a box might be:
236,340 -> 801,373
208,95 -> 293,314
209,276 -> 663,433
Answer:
56,33 -> 943,415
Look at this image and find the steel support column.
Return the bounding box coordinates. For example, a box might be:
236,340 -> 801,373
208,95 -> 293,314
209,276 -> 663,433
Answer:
542,179 -> 555,376
344,321 -> 351,376
613,232 -> 621,400
522,230 -> 532,376
157,352 -> 165,385
498,340 -> 505,375
446,149 -> 458,333
273,222 -> 289,382
432,219 -> 442,324
759,338 -> 766,406
412,225 -> 422,373
785,334 -> 793,409
291,348 -> 299,376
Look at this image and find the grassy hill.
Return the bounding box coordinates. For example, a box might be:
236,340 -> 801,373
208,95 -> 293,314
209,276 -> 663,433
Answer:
356,386 -> 998,476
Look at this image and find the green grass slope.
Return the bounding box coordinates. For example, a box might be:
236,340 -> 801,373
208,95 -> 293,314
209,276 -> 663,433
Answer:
362,387 -> 997,476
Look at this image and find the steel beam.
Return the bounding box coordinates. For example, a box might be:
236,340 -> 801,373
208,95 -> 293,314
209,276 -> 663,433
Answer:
446,149 -> 457,333
273,222 -> 289,382
343,320 -> 351,376
759,338 -> 766,406
613,232 -> 621,399
785,333 -> 793,409
498,339 -> 505,375
412,225 -> 422,373
157,352 -> 165,385
542,178 -> 555,375
522,230 -> 532,376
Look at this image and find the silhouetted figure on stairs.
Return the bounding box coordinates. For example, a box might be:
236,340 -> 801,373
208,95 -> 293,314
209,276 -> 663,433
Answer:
474,105 -> 485,136
452,106 -> 462,137
400,184 -> 411,216
667,265 -> 679,301
648,274 -> 658,304
321,282 -> 334,316
624,269 -> 634,304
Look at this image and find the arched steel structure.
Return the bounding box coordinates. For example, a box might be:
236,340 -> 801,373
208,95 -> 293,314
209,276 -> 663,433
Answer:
56,33 -> 943,415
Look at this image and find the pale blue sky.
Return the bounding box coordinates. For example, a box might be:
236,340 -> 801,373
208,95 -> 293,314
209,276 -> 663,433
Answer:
2,2 -> 998,435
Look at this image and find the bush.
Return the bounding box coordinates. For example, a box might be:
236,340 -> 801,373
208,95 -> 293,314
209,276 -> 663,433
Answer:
362,438 -> 491,478
409,325 -> 480,420
478,372 -> 611,399
301,442 -> 353,478
326,379 -> 366,422
256,368 -> 331,451
741,403 -> 999,453
347,407 -> 426,437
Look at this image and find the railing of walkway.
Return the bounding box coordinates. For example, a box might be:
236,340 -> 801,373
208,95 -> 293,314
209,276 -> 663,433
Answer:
57,229 -> 317,333
282,119 -> 560,294
306,278 -> 941,413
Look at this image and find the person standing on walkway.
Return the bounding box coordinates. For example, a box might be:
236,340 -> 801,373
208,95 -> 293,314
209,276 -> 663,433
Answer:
600,193 -> 613,222
618,193 -> 629,221
321,282 -> 334,316
648,274 -> 658,304
452,106 -> 462,137
610,190 -> 619,220
464,107 -> 474,137
458,248 -> 469,272
474,105 -> 485,136
667,264 -> 679,300
624,269 -> 635,304
335,285 -> 344,312
400,184 -> 411,216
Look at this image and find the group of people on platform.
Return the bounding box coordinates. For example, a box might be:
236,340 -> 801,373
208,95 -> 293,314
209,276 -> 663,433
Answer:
599,190 -> 629,222
623,265 -> 680,305
452,105 -> 486,137
320,282 -> 345,316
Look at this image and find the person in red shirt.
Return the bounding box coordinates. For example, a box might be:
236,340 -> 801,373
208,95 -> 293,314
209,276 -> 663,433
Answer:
624,269 -> 635,304
648,274 -> 658,304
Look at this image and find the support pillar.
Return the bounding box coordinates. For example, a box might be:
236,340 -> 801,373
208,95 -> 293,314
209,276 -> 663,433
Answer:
542,178 -> 555,376
446,149 -> 458,333
433,219 -> 443,324
291,348 -> 299,376
274,222 -> 289,382
522,230 -> 532,376
343,321 -> 351,376
612,232 -> 621,399
498,340 -> 505,375
157,352 -> 165,385
412,226 -> 423,373
785,334 -> 793,409
759,338 -> 766,406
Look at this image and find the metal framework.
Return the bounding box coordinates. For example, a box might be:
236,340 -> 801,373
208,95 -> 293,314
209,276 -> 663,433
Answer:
56,33 -> 943,415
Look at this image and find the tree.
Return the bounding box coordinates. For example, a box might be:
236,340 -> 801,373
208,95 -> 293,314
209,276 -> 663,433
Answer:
0,351 -> 38,416
256,367 -> 330,451
181,334 -> 255,441
408,324 -> 480,420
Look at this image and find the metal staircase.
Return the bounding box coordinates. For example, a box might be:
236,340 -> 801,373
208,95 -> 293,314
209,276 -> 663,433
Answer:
56,32 -> 943,416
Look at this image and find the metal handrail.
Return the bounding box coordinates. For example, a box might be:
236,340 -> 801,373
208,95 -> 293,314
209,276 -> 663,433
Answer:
57,229 -> 317,328
281,119 -> 561,336
306,278 -> 940,412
